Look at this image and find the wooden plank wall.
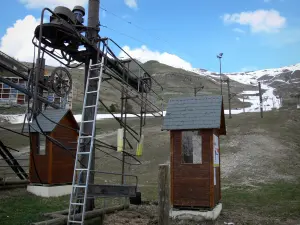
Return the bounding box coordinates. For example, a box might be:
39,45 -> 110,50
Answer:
51,115 -> 77,184
29,133 -> 50,184
29,112 -> 78,185
171,129 -> 213,208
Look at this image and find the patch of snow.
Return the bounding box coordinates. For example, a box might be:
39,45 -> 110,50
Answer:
0,111 -> 167,124
242,91 -> 259,95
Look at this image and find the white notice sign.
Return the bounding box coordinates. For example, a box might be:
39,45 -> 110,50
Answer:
192,134 -> 202,164
213,134 -> 220,167
214,167 -> 216,185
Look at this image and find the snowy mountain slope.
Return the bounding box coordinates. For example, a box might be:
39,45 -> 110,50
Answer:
192,63 -> 300,112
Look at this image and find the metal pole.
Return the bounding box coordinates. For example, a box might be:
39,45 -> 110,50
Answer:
121,61 -> 130,184
139,69 -> 144,136
219,58 -> 222,95
243,95 -> 245,113
227,79 -> 232,119
82,0 -> 100,211
258,82 -> 263,118
35,58 -> 45,114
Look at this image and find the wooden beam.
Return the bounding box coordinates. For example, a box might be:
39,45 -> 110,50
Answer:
158,164 -> 170,225
33,204 -> 129,225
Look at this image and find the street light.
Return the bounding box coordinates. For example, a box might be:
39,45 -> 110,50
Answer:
217,53 -> 223,95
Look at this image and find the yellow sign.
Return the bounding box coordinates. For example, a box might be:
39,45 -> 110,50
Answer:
117,128 -> 124,152
136,135 -> 144,156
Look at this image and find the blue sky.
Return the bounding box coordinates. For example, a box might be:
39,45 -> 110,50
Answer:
0,0 -> 299,72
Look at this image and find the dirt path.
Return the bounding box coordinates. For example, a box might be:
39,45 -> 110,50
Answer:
221,130 -> 297,186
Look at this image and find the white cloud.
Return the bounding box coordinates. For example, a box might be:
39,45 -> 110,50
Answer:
124,0 -> 138,9
0,15 -> 59,66
233,28 -> 245,33
118,45 -> 193,70
20,0 -> 88,9
222,9 -> 286,33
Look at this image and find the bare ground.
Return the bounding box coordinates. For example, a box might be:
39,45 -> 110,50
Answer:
221,133 -> 296,186
1,110 -> 300,224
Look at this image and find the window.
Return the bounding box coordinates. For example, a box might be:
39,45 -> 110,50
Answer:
182,131 -> 202,164
37,134 -> 46,155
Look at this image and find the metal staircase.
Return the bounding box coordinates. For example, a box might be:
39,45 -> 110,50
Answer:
67,57 -> 105,225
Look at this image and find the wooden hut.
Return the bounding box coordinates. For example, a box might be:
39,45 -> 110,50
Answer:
25,109 -> 78,185
162,96 -> 226,209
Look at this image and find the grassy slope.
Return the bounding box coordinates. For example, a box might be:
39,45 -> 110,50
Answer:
1,110 -> 300,224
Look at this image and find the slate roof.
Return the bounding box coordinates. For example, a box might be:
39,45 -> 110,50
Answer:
162,95 -> 224,131
23,109 -> 74,133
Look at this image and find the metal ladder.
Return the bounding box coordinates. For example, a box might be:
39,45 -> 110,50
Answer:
67,56 -> 105,225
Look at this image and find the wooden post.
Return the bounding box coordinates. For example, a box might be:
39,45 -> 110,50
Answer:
158,164 -> 170,225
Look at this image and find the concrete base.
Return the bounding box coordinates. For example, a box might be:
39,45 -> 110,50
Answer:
170,203 -> 222,222
27,184 -> 72,197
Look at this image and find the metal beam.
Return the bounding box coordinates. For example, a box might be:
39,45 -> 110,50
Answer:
0,61 -> 50,91
87,184 -> 137,197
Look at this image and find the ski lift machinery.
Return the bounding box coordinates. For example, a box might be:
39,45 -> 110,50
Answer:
32,4 -> 164,215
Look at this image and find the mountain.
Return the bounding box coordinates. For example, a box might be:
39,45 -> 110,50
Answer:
1,52 -> 300,115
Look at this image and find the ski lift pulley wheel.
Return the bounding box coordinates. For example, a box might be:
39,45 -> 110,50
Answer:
50,67 -> 72,97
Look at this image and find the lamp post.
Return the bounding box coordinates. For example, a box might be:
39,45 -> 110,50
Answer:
217,53 -> 223,95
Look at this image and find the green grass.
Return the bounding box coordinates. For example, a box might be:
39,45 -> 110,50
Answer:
0,189 -> 69,225
1,181 -> 299,225
222,181 -> 300,223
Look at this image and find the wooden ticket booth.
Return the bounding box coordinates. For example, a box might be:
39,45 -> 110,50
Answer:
24,109 -> 78,185
162,96 -> 226,209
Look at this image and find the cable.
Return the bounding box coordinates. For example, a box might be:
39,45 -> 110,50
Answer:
100,6 -> 169,45
39,110 -> 80,133
94,140 -> 118,150
0,125 -> 29,138
28,117 -> 43,184
5,146 -> 20,153
24,42 -> 44,184
38,109 -> 138,167
95,146 -> 141,166
101,25 -> 150,46
32,118 -> 87,169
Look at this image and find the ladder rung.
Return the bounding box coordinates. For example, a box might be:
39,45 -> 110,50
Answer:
86,91 -> 98,94
89,76 -> 100,80
77,152 -> 91,155
79,135 -> 93,138
90,63 -> 102,67
80,120 -> 94,123
73,185 -> 86,188
68,221 -> 82,224
84,105 -> 96,108
75,168 -> 88,171
71,202 -> 85,206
